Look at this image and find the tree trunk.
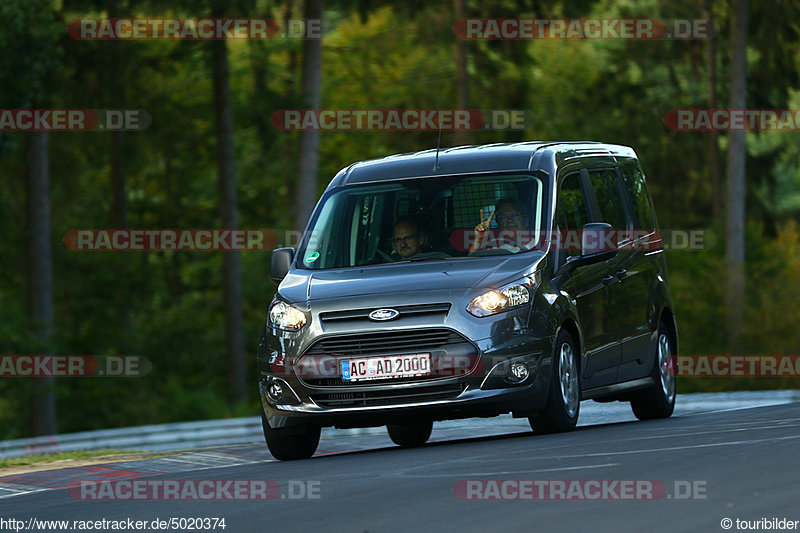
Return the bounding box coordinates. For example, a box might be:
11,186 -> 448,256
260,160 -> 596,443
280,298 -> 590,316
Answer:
110,131 -> 128,227
108,0 -> 127,230
106,0 -> 132,328
211,35 -> 247,402
26,131 -> 56,436
703,0 -> 722,223
294,0 -> 323,232
110,129 -> 133,327
248,38 -> 276,156
285,0 -> 298,94
725,0 -> 748,349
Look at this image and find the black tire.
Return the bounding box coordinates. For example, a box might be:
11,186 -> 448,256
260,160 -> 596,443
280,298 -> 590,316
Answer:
529,328 -> 580,434
261,411 -> 320,461
387,420 -> 433,447
630,323 -> 676,420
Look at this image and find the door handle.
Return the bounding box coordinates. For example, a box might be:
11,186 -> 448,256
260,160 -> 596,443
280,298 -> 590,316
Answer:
602,275 -> 617,285
614,269 -> 627,278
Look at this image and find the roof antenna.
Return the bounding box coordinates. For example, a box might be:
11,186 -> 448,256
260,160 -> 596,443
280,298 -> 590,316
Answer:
433,119 -> 442,171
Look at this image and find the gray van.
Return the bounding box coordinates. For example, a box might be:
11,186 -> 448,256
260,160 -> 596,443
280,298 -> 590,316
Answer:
259,142 -> 677,460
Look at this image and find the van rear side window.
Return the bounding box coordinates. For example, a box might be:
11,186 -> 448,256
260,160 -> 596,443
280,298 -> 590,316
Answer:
620,164 -> 656,231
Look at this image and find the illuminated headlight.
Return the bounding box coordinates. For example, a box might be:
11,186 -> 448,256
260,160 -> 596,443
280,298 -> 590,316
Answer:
269,300 -> 307,331
467,281 -> 532,318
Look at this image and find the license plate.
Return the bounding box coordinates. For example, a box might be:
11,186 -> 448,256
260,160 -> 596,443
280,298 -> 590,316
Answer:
341,354 -> 431,382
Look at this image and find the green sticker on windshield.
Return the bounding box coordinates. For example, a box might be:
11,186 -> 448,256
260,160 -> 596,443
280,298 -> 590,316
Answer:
306,251 -> 320,263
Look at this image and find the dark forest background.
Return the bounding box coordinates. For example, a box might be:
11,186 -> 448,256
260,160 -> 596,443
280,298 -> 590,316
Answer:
1,0 -> 799,439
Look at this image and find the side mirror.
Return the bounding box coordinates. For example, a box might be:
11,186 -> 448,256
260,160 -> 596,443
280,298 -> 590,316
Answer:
582,222 -> 616,256
557,223 -> 617,277
269,247 -> 295,285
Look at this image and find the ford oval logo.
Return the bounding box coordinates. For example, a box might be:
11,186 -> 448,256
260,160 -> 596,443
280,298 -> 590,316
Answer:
369,308 -> 399,321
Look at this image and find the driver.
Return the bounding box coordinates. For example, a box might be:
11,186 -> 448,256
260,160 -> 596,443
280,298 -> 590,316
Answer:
392,216 -> 425,259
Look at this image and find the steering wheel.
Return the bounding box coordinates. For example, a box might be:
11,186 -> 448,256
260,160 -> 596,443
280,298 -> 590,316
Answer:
376,248 -> 394,262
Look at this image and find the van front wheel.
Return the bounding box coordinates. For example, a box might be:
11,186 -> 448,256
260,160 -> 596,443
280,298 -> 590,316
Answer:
387,420 -> 433,447
529,329 -> 580,434
261,412 -> 320,460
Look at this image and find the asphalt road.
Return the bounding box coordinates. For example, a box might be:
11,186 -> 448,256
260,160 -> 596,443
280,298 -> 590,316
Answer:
2,402 -> 799,533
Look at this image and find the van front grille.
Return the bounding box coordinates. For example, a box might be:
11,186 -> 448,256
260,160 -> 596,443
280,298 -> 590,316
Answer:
303,328 -> 464,357
319,303 -> 451,325
299,328 -> 476,387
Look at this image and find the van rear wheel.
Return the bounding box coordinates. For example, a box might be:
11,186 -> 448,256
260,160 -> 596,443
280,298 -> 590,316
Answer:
630,324 -> 676,420
387,420 -> 433,447
529,329 -> 580,434
261,411 -> 320,460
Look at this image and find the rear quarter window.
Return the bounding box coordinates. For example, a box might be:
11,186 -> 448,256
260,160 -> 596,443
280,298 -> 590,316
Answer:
620,163 -> 656,231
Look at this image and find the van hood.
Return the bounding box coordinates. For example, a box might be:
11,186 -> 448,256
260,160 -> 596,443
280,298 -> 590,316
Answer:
278,254 -> 544,303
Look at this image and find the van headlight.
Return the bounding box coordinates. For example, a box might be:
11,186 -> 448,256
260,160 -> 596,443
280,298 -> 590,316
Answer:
269,300 -> 307,331
467,278 -> 536,318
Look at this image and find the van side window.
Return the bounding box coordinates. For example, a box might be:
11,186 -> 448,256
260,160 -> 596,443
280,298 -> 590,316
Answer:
559,173 -> 590,232
587,168 -> 627,229
620,164 -> 656,231
557,173 -> 590,258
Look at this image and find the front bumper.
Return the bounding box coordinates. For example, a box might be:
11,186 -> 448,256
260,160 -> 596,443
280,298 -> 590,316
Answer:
258,333 -> 554,429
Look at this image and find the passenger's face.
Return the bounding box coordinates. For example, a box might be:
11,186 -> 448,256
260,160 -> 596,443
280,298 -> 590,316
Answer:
496,204 -> 528,230
393,222 -> 422,259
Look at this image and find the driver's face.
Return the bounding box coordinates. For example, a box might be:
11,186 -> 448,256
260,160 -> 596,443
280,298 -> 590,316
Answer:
393,222 -> 422,259
496,204 -> 528,230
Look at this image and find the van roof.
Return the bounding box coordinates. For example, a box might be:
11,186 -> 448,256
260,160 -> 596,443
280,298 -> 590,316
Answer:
331,141 -> 637,187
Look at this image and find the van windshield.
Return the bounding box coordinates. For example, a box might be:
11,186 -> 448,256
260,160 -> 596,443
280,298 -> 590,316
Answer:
296,173 -> 548,270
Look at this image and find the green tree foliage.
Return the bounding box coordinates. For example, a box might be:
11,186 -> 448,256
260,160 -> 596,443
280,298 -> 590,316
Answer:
1,0 -> 799,438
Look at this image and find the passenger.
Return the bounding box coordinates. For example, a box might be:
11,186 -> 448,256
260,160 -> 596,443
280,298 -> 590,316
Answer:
493,198 -> 530,231
470,198 -> 533,253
